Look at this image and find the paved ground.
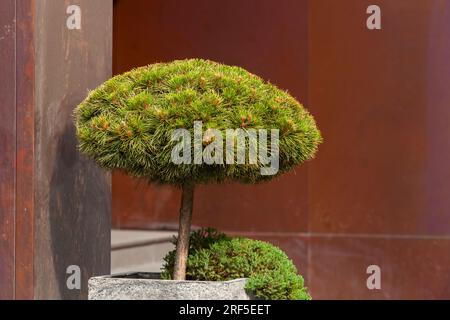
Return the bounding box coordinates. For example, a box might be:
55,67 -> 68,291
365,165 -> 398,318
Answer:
111,230 -> 177,274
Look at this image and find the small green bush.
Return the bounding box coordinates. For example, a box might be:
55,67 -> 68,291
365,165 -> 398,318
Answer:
162,228 -> 311,300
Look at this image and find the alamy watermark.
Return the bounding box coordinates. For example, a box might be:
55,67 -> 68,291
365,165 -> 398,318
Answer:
66,265 -> 81,290
66,5 -> 82,30
366,5 -> 381,30
171,121 -> 280,175
366,265 -> 381,290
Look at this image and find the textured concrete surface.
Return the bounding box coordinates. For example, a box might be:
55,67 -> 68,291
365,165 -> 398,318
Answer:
89,273 -> 251,300
111,230 -> 176,249
111,230 -> 176,274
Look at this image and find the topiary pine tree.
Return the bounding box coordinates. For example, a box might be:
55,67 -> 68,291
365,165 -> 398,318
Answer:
74,59 -> 322,280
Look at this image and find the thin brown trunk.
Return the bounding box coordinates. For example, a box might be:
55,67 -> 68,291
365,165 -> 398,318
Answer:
172,182 -> 195,280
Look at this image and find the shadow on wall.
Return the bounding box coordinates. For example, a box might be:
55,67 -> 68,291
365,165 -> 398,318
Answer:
49,120 -> 111,299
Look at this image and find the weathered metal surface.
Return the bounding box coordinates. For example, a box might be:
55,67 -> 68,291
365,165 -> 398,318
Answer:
0,0 -> 17,300
15,0 -> 35,300
34,0 -> 113,299
307,0 -> 450,298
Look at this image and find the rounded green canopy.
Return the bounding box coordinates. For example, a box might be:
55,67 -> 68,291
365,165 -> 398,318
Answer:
74,59 -> 321,185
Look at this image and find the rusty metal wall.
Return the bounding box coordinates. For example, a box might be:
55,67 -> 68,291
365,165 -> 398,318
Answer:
0,0 -> 17,300
307,0 -> 450,299
15,0 -> 35,300
112,0 -> 450,299
0,0 -> 35,300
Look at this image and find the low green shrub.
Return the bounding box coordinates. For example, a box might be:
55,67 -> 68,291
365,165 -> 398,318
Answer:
162,228 -> 311,300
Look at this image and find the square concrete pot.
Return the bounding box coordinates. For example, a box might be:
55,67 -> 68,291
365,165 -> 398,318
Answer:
88,272 -> 253,300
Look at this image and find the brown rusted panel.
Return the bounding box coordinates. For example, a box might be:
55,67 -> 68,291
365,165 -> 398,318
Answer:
0,0 -> 17,300
112,0 -> 310,233
306,0 -> 450,299
308,0 -> 450,235
15,0 -> 35,300
308,236 -> 450,299
112,171 -> 181,229
34,0 -> 112,299
423,2 -> 450,235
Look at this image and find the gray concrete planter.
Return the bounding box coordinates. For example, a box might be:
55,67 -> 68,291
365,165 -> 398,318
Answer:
88,272 -> 252,300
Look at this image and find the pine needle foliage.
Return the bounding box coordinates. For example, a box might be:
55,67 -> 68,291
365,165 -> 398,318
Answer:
162,228 -> 311,300
74,59 -> 321,185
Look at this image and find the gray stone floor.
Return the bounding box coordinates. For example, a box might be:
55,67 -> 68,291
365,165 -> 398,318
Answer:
111,230 -> 177,274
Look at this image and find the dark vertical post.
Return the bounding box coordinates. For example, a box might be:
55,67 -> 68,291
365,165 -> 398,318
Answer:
15,0 -> 36,300
34,0 -> 112,299
0,0 -> 17,300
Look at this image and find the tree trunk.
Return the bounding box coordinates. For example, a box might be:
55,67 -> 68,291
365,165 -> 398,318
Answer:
172,182 -> 195,280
